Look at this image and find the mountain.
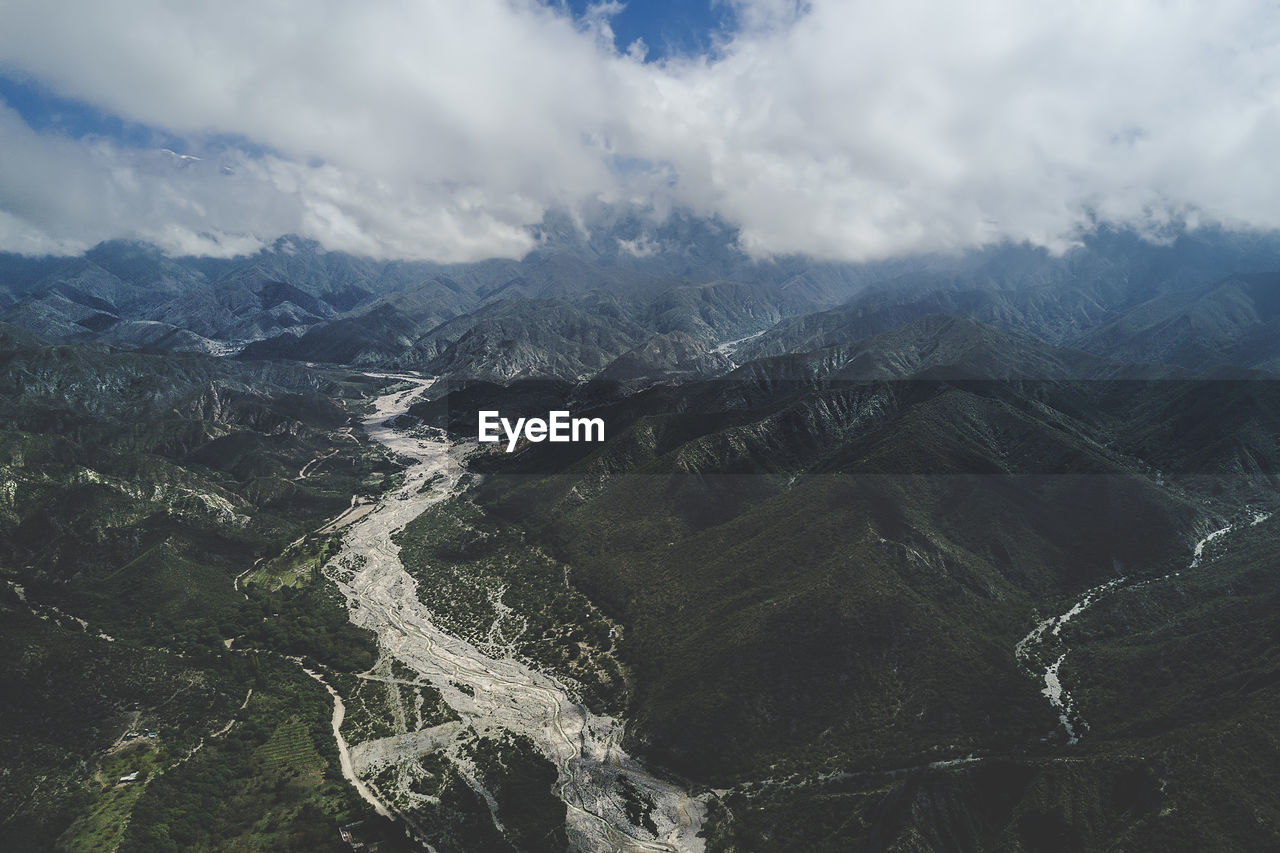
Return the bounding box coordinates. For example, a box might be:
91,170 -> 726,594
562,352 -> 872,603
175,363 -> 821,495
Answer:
406,314 -> 1280,850
397,279 -> 810,382
5,220 -> 1280,386
729,314 -> 1123,383
6,216 -> 1280,851
237,303 -> 428,365
410,297 -> 650,381
738,231 -> 1280,367
1078,272 -> 1280,370
596,331 -> 734,385
0,332 -> 416,850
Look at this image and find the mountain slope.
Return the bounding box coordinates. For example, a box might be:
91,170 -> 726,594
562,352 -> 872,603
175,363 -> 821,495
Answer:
1078,272 -> 1280,370
0,337 -> 412,850
405,314 -> 1280,850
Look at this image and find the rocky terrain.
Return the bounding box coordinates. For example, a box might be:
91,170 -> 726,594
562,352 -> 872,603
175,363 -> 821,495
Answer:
323,376 -> 706,852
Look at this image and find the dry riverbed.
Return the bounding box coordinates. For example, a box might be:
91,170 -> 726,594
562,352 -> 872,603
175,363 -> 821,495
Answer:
317,374 -> 707,852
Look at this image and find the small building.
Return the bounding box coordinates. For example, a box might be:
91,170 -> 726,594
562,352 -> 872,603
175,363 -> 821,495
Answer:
119,771 -> 140,783
338,821 -> 382,851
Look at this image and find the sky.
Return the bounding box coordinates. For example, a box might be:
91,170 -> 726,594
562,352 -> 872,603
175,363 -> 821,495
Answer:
0,0 -> 1277,262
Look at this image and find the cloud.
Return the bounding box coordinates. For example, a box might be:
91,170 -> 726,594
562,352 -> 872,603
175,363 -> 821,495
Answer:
0,0 -> 1277,261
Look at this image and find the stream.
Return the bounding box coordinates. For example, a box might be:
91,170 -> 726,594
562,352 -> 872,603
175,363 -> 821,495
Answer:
316,375 -> 706,852
1016,512 -> 1270,744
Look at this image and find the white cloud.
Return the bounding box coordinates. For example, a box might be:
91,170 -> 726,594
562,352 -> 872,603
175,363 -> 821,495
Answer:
617,234 -> 659,257
0,0 -> 1277,261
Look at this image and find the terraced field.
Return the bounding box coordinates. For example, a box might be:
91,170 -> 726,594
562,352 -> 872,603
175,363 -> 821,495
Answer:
260,717 -> 325,775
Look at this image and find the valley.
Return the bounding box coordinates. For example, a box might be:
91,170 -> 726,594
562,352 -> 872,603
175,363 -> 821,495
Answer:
319,375 -> 706,852
1016,511 -> 1272,746
3,226 -> 1280,851
5,3 -> 1280,848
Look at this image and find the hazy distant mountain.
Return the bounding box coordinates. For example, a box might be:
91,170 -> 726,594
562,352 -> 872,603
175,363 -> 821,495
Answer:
596,331 -> 734,384
411,297 -> 651,381
0,240 -> 368,354
6,218 -> 1280,383
395,280 -> 811,382
1078,272 -> 1280,370
731,232 -> 1280,376
731,314 -> 1124,384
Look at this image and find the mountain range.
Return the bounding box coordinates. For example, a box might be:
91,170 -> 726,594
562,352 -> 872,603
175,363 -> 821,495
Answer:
3,214 -> 1280,851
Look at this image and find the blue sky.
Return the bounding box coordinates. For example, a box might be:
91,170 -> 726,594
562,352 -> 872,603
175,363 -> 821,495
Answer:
0,74 -> 177,150
0,2 -> 733,153
564,0 -> 733,60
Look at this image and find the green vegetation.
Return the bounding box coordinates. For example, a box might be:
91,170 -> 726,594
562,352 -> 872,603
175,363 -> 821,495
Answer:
0,340 -> 408,851
259,717 -> 324,774
249,531 -> 345,590
9,280 -> 1280,852
460,338 -> 1280,848
334,663 -> 459,746
365,726 -> 563,853
395,493 -> 628,714
385,750 -> 514,853
120,657 -> 370,853
241,575 -> 377,673
702,758 -> 1170,853
464,732 -> 567,853
618,778 -> 659,836
334,674 -> 399,743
